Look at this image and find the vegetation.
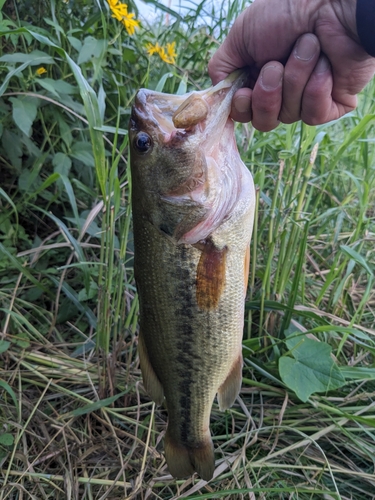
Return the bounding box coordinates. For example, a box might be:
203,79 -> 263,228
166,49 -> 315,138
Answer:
0,0 -> 374,498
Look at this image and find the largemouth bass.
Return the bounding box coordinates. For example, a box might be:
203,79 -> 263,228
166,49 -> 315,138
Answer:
129,71 -> 255,481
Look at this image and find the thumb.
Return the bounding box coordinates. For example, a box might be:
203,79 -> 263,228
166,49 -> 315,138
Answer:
208,12 -> 253,84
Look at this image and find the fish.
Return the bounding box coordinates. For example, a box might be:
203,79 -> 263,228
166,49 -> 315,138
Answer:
129,71 -> 256,481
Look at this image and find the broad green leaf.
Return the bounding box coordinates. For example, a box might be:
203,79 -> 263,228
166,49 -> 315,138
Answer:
43,17 -> 65,35
77,36 -> 106,65
1,130 -> 22,169
0,434 -> 14,447
0,49 -> 54,64
120,47 -> 137,63
70,142 -> 95,167
9,96 -> 38,137
0,340 -> 10,354
18,169 -> 40,192
36,78 -> 76,97
53,152 -> 72,177
67,35 -> 82,52
78,281 -> 98,301
57,114 -> 73,147
279,336 -> 345,402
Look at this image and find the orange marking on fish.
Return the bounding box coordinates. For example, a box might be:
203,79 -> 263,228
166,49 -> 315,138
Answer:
244,245 -> 250,294
195,240 -> 227,310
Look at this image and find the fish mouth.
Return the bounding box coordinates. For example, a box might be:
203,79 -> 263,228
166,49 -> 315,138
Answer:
131,70 -> 249,142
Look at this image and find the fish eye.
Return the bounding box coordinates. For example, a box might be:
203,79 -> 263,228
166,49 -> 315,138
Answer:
134,132 -> 152,154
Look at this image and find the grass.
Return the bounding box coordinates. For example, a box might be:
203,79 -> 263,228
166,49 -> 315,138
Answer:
1,0 -> 375,498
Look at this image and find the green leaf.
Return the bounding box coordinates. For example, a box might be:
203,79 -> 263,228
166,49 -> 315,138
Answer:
77,36 -> 106,65
155,72 -> 173,92
37,78 -> 77,95
53,152 -> 72,177
78,281 -> 98,301
279,336 -> 345,402
0,340 -> 10,354
1,130 -> 22,169
176,74 -> 188,95
57,114 -> 73,147
340,245 -> 373,276
9,96 -> 38,137
0,28 -> 107,197
43,17 -> 65,35
93,125 -> 128,135
0,49 -> 54,64
0,434 -> 14,447
120,47 -> 137,63
71,390 -> 128,417
18,169 -> 40,192
340,366 -> 375,381
0,378 -> 19,412
0,244 -> 49,293
67,35 -> 82,52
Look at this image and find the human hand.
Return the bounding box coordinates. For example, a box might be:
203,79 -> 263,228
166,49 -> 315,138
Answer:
208,0 -> 375,131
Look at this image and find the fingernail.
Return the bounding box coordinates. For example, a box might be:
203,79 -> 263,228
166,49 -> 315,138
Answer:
315,56 -> 330,74
234,95 -> 251,114
261,65 -> 283,91
295,34 -> 319,61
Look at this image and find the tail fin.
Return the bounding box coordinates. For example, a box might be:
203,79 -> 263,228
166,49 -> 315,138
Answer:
164,430 -> 215,481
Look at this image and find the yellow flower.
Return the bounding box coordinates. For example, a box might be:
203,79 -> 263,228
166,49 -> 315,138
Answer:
164,42 -> 177,64
122,11 -> 140,36
146,41 -> 176,65
107,0 -> 140,36
146,42 -> 162,57
36,67 -> 47,76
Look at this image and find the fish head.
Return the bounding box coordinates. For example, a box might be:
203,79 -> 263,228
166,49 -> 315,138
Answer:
129,70 -> 250,243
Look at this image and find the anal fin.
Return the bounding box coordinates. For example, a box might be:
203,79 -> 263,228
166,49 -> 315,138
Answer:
138,330 -> 164,405
217,354 -> 243,410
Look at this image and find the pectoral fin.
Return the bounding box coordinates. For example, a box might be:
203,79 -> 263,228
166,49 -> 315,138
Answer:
138,330 -> 164,405
217,354 -> 243,410
195,240 -> 227,310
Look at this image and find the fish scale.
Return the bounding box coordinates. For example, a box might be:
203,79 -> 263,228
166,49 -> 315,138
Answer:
129,71 -> 255,481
